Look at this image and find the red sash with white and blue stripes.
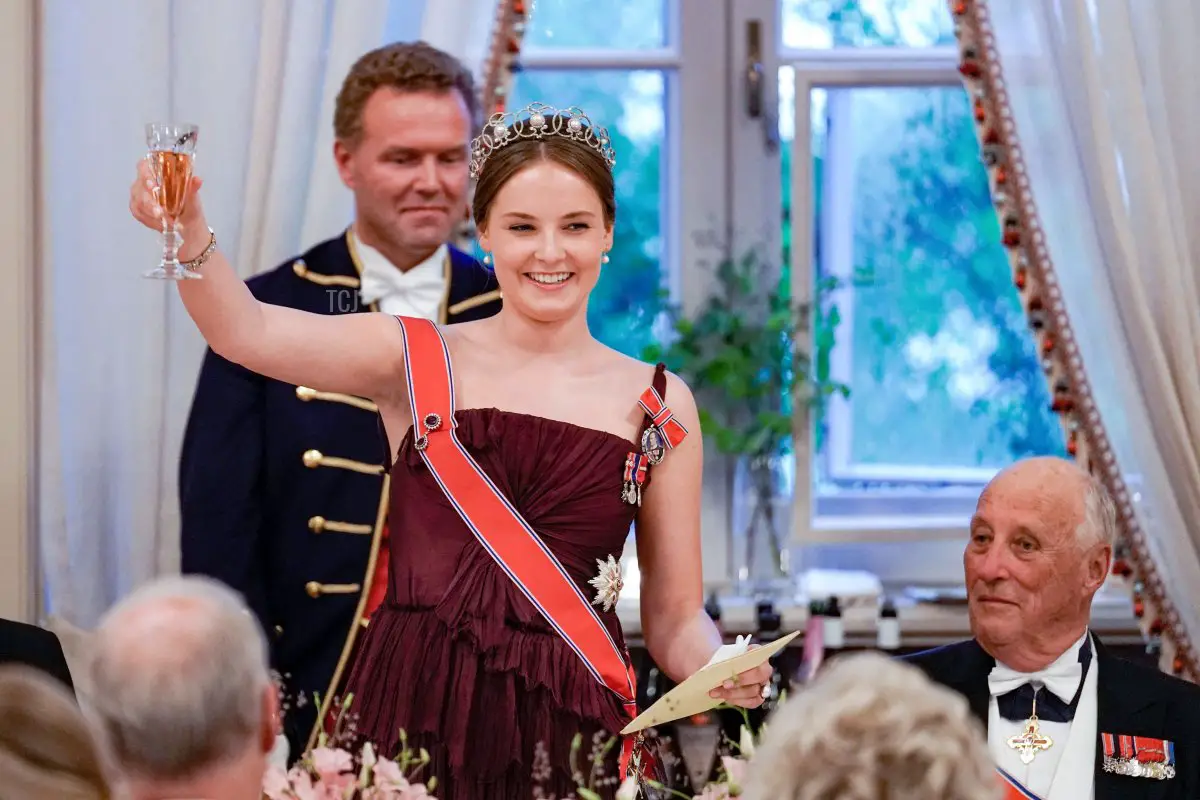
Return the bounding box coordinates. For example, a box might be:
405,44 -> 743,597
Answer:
395,316 -> 640,773
997,768 -> 1042,799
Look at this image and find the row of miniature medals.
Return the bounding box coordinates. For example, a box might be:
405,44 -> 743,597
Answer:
1009,691 -> 1175,780
623,386 -> 689,506
622,423 -> 666,506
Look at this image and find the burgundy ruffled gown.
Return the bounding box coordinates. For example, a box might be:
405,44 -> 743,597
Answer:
341,367 -> 667,799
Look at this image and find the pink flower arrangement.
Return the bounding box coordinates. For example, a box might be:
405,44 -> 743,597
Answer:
263,693 -> 436,799
262,739 -> 436,800
690,754 -> 749,799
681,753 -> 744,800
577,723 -> 756,800
686,729 -> 752,800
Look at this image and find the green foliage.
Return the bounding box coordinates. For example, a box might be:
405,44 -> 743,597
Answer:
784,0 -> 957,47
522,0 -> 666,49
511,0 -> 1065,473
829,86 -> 1065,468
775,2 -> 1067,473
642,246 -> 849,461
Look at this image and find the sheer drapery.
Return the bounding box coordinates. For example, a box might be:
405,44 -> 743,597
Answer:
420,0 -> 501,83
39,0 -> 387,627
962,0 -> 1200,670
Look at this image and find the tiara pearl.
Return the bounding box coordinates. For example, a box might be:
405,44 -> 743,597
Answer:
469,102 -> 616,180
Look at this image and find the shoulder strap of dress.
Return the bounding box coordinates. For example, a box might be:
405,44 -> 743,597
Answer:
637,363 -> 668,439
636,362 -> 688,456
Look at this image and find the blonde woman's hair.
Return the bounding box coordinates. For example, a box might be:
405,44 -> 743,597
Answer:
743,652 -> 1001,800
0,664 -> 114,800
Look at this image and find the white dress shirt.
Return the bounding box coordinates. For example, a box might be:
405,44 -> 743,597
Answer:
988,632 -> 1097,800
354,234 -> 448,320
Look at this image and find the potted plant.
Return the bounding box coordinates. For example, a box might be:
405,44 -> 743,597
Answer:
641,244 -> 848,596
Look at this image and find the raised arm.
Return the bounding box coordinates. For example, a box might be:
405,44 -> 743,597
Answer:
636,372 -> 770,707
129,163 -> 402,401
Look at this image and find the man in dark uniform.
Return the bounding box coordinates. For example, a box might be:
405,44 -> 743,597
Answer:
177,42 -> 501,759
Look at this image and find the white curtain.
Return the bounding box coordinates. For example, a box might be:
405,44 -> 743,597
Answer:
420,0 -> 501,84
39,0 -> 387,628
983,0 -> 1200,654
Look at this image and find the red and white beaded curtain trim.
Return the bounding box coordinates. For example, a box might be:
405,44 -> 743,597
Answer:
479,0 -> 531,115
948,0 -> 1195,679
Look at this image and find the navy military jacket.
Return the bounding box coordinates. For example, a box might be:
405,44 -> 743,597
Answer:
178,230 -> 501,757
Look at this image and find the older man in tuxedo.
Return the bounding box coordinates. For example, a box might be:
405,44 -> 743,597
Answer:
906,456 -> 1200,800
178,41 -> 502,760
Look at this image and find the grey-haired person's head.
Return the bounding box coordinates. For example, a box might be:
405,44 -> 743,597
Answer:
88,575 -> 276,787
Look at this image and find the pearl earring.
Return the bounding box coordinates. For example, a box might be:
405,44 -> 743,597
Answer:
601,252 -> 610,264
483,252 -> 491,265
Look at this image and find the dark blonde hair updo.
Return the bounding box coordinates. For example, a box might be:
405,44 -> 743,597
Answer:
471,113 -> 616,231
0,665 -> 115,800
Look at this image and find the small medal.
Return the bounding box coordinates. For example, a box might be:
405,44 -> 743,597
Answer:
1007,691 -> 1053,764
640,426 -> 666,465
619,382 -> 690,507
622,453 -> 648,506
1102,733 -> 1177,779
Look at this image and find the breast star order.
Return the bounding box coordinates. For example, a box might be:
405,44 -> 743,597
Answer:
588,554 -> 624,612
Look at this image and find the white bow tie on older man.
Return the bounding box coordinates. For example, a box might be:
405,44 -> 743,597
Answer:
356,239 -> 448,320
989,659 -> 1083,700
988,640 -> 1090,723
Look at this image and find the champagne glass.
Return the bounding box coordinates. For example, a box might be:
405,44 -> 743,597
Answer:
143,122 -> 201,279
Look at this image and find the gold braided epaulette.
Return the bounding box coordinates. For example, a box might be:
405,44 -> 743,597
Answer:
448,288 -> 503,316
292,259 -> 360,288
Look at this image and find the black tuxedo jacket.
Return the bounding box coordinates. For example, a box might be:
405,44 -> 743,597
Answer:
0,618 -> 74,694
178,231 -> 501,757
905,638 -> 1200,799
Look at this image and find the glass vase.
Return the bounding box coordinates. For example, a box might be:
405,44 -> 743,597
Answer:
728,452 -> 795,599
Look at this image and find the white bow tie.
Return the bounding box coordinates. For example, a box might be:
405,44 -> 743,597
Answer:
988,659 -> 1083,704
358,264 -> 446,306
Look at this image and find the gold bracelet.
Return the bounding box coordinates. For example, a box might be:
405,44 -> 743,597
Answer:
182,227 -> 217,270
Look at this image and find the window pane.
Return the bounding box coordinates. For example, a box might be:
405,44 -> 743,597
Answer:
525,0 -> 668,50
509,70 -> 667,357
781,78 -> 1066,486
781,0 -> 956,48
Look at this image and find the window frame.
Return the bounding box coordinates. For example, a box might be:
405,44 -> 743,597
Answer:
813,78 -> 1006,488
778,46 -> 1052,552
518,0 -> 683,322
521,0 -> 738,584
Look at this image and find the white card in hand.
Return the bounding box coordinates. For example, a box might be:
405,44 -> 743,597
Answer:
701,634 -> 752,668
621,631 -> 799,734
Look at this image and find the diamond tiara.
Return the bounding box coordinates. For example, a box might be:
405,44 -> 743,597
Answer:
469,102 -> 616,180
